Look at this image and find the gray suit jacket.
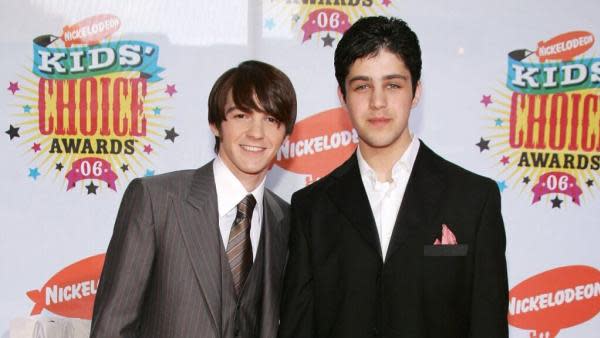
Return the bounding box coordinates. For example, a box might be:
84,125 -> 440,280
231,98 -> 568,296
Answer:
90,161 -> 290,338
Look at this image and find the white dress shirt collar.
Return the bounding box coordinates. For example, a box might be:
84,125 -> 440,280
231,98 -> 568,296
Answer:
356,136 -> 420,187
213,156 -> 264,220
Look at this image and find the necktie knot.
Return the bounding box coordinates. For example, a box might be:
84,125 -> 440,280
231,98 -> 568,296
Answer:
235,194 -> 257,224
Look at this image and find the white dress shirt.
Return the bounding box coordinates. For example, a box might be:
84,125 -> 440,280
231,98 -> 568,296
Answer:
357,137 -> 420,259
213,156 -> 264,260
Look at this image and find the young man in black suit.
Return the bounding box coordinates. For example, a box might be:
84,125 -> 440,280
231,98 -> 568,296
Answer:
279,16 -> 508,338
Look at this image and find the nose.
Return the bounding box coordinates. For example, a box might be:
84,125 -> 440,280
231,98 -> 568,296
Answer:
246,116 -> 265,139
369,87 -> 387,110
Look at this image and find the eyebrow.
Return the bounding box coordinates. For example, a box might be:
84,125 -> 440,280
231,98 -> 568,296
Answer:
348,74 -> 409,84
224,106 -> 238,114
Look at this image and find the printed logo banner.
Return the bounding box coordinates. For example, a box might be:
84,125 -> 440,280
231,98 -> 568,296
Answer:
275,107 -> 358,184
26,254 -> 105,319
476,30 -> 600,208
263,0 -> 396,47
509,265 -> 600,338
5,14 -> 181,195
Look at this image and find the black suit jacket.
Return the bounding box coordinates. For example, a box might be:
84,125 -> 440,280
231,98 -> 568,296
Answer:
278,141 -> 508,338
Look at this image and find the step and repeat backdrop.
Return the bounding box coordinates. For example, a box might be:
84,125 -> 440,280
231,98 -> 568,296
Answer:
1,1 -> 598,337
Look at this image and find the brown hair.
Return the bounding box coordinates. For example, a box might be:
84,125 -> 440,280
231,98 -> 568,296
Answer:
208,60 -> 297,152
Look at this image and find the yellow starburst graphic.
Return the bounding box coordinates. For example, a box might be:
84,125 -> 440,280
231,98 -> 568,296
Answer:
7,19 -> 177,194
481,67 -> 600,208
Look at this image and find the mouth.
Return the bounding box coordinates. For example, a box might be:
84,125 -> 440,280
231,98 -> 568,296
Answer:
367,117 -> 392,126
240,144 -> 267,153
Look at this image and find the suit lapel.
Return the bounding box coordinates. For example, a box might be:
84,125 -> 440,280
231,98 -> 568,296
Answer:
173,161 -> 222,332
327,154 -> 382,258
385,141 -> 447,261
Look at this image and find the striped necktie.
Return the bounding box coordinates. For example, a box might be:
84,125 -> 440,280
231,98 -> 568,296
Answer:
226,194 -> 256,296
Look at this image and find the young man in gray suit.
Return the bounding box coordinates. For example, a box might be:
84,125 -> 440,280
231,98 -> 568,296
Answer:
91,60 -> 297,338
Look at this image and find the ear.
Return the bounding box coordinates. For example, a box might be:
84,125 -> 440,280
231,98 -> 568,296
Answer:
337,86 -> 347,109
209,123 -> 220,137
411,81 -> 422,108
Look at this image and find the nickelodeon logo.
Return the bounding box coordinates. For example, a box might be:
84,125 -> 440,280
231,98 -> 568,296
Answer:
275,107 -> 358,184
537,31 -> 594,62
510,282 -> 599,315
508,265 -> 600,338
26,254 -> 105,319
61,14 -> 121,47
43,280 -> 99,305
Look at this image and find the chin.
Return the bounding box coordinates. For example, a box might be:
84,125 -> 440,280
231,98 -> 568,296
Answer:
362,137 -> 394,148
240,163 -> 268,175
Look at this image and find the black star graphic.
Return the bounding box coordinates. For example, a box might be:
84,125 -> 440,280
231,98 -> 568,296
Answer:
5,124 -> 20,140
522,176 -> 530,184
322,34 -> 335,47
86,181 -> 98,195
551,196 -> 563,209
121,163 -> 129,172
55,162 -> 64,171
165,127 -> 179,143
586,179 -> 594,187
475,137 -> 490,152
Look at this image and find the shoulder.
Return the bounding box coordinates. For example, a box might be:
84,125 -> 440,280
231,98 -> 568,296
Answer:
264,189 -> 291,224
421,142 -> 498,195
290,155 -> 354,206
125,167 -> 205,202
265,189 -> 290,210
132,168 -> 195,189
291,178 -> 327,203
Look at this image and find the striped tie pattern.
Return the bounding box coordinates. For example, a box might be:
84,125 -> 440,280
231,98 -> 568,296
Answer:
226,194 -> 256,296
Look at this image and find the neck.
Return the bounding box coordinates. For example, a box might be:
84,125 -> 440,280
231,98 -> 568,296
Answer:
359,134 -> 413,182
236,171 -> 265,193
218,156 -> 266,192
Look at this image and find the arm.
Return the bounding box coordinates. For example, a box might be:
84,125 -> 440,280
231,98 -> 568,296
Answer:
278,193 -> 315,338
90,179 -> 156,338
469,182 -> 509,338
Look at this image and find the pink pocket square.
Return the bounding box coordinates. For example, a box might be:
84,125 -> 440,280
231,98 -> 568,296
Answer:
433,224 -> 457,245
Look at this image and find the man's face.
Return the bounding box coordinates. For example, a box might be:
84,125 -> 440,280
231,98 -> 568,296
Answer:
211,91 -> 286,183
339,48 -> 421,153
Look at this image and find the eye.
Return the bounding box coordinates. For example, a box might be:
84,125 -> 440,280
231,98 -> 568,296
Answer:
353,83 -> 370,91
232,112 -> 248,119
266,116 -> 282,127
387,83 -> 401,89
